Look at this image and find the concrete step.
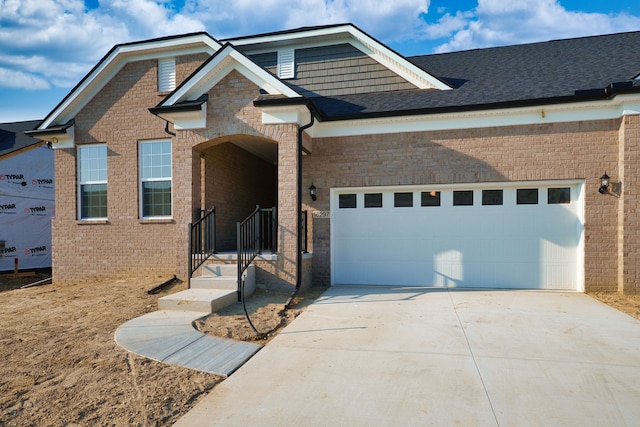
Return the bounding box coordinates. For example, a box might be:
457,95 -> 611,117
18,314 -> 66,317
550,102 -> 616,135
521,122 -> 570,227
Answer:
201,264 -> 238,277
158,289 -> 237,313
192,264 -> 256,297
191,276 -> 237,290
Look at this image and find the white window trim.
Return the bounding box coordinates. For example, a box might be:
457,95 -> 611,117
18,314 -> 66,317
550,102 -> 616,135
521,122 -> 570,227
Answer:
77,143 -> 108,221
139,139 -> 173,219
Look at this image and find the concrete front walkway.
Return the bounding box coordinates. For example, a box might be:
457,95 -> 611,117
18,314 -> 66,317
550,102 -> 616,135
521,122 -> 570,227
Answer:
115,310 -> 261,376
175,286 -> 640,426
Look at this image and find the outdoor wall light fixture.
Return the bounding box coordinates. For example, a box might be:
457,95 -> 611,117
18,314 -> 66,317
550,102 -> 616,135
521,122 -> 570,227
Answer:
599,172 -> 610,194
308,183 -> 317,201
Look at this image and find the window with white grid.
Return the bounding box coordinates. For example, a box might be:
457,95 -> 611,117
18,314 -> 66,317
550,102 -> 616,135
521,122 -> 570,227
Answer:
139,140 -> 172,218
78,144 -> 107,220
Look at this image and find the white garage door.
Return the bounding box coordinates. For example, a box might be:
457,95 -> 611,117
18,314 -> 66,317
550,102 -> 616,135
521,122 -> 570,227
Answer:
331,181 -> 584,290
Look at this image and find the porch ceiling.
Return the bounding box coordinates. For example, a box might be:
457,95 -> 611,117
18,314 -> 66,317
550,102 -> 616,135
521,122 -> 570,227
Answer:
231,137 -> 278,165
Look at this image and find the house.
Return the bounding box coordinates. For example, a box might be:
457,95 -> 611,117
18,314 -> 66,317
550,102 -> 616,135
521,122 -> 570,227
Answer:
1,120 -> 54,271
27,24 -> 640,294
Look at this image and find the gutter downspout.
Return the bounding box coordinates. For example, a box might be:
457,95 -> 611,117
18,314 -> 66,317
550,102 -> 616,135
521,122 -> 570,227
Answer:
164,120 -> 176,137
285,106 -> 315,309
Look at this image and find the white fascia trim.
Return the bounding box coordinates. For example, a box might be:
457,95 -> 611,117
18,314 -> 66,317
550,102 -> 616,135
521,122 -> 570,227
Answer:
155,103 -> 207,130
162,47 -> 301,106
226,25 -> 353,47
40,34 -> 220,130
38,125 -> 75,149
228,25 -> 450,91
346,29 -> 450,91
260,104 -> 311,125
310,95 -> 640,138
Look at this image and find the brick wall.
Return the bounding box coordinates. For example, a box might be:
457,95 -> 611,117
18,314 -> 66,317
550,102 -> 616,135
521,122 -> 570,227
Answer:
174,70 -> 300,286
619,114 -> 640,294
202,142 -> 277,251
52,53 -> 209,283
303,119 -> 625,292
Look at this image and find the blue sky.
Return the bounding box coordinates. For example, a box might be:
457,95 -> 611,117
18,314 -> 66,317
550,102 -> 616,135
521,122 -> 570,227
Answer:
1,0 -> 639,123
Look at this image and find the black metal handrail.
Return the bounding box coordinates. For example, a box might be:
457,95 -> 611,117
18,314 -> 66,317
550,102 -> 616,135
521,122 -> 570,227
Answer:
259,206 -> 277,253
301,210 -> 308,253
188,207 -> 216,287
237,206 -> 261,301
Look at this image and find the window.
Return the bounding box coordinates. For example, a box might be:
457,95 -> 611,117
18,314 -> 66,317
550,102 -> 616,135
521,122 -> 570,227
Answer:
453,190 -> 474,206
339,194 -> 357,209
421,191 -> 440,207
517,188 -> 538,205
394,192 -> 413,207
140,140 -> 172,218
364,193 -> 383,208
78,144 -> 107,219
548,187 -> 571,204
158,57 -> 176,92
482,189 -> 503,205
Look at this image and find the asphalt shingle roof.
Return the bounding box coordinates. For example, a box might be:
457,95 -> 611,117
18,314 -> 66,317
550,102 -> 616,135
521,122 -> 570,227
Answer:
0,120 -> 43,158
304,31 -> 640,120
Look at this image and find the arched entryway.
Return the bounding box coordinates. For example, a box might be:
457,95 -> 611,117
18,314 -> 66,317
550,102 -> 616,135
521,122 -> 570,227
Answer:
195,134 -> 278,252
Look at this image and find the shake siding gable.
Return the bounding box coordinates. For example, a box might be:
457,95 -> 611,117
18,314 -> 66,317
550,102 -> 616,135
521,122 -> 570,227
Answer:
293,44 -> 416,96
247,44 -> 416,97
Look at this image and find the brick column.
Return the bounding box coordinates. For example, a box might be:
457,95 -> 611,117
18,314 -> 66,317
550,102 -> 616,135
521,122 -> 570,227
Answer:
275,125 -> 299,287
618,114 -> 640,294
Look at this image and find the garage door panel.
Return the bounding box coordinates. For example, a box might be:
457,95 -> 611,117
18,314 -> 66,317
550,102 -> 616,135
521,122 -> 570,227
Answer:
332,182 -> 583,290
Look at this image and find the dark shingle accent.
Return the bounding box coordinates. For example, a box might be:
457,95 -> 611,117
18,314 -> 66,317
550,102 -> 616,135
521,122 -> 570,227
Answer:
0,120 -> 44,158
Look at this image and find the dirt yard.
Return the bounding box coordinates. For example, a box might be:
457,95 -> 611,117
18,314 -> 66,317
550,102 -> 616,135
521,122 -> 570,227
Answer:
0,272 -> 323,426
1,271 -> 638,426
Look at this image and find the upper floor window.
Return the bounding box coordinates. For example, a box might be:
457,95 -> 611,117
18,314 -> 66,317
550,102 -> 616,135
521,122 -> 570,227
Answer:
139,140 -> 172,218
158,57 -> 176,92
78,144 -> 107,220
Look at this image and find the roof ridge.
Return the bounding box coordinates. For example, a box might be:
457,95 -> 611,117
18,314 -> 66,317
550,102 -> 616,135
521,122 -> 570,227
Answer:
410,29 -> 640,59
221,23 -> 353,42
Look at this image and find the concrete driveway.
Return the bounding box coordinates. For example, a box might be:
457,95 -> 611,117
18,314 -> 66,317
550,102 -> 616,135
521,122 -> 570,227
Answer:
175,286 -> 640,426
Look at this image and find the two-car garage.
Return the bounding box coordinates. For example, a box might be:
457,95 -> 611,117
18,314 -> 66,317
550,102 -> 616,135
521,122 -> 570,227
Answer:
331,181 -> 584,291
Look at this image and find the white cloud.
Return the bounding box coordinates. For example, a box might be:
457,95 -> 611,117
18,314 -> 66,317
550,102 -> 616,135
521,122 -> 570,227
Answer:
0,0 -> 435,91
0,67 -> 50,90
430,0 -> 640,53
1,0 -> 639,96
421,11 -> 473,39
179,0 -> 431,43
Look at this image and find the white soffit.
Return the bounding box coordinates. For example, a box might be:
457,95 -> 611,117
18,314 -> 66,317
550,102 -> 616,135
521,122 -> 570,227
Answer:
39,34 -> 220,130
227,25 -> 451,91
162,46 -> 301,107
309,95 -> 640,138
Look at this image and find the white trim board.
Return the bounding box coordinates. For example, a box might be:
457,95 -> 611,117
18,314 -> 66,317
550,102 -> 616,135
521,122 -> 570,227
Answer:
308,95 -> 640,138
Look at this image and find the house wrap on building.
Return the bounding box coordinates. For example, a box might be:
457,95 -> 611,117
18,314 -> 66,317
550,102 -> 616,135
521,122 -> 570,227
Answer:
27,24 -> 640,294
1,121 -> 54,272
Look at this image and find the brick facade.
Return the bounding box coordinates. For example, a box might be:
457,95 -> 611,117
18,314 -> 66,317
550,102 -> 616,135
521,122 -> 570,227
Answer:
53,55 -> 306,288
303,118 -> 637,293
50,47 -> 639,295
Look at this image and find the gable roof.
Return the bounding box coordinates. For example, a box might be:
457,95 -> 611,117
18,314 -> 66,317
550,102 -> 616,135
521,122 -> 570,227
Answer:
273,30 -> 640,121
225,23 -> 452,92
149,43 -> 304,128
36,32 -> 221,130
0,120 -> 44,158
